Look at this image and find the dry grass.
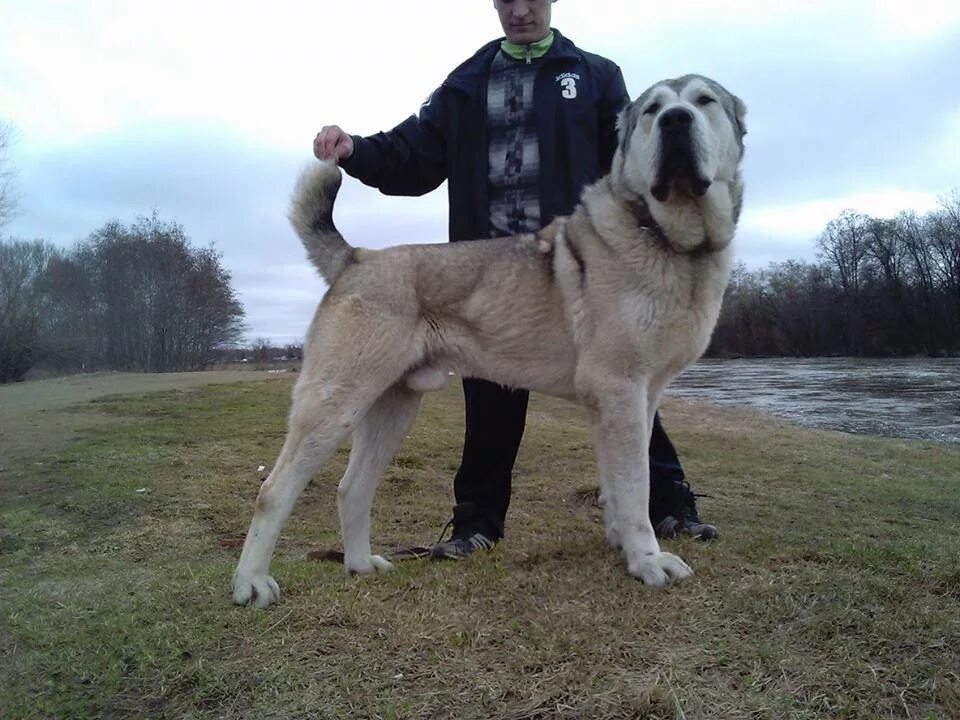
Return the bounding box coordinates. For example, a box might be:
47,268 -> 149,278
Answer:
1,376 -> 958,719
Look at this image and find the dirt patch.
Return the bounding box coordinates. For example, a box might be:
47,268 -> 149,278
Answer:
0,370 -> 285,462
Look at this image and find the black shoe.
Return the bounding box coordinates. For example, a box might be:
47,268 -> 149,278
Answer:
430,531 -> 497,560
654,481 -> 718,541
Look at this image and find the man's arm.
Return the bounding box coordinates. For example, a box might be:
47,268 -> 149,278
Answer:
314,87 -> 449,197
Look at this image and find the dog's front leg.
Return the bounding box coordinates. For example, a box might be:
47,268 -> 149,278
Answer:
589,423 -> 622,550
588,381 -> 692,586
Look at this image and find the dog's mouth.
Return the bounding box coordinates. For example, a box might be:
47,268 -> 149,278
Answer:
651,140 -> 711,203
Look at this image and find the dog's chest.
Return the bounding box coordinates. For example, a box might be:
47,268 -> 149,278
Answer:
616,268 -> 723,358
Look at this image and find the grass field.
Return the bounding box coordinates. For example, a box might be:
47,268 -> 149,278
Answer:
1,374 -> 958,719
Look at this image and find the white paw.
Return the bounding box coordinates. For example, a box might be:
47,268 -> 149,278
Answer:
628,551 -> 693,586
233,571 -> 281,609
344,554 -> 394,576
605,522 -> 622,550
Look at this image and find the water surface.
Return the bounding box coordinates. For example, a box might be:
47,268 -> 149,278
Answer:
667,358 -> 960,444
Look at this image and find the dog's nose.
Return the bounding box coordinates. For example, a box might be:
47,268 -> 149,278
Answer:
658,107 -> 694,131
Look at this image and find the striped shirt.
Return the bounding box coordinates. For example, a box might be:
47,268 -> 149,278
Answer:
487,51 -> 541,237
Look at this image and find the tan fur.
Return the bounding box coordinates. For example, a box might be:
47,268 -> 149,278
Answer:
233,76 -> 747,608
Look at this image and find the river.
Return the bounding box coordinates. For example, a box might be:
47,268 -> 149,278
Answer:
666,358 -> 960,444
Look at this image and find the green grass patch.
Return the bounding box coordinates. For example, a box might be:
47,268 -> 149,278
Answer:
1,378 -> 958,719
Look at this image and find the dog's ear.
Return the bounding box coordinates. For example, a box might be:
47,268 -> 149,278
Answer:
617,102 -> 641,153
730,94 -> 748,141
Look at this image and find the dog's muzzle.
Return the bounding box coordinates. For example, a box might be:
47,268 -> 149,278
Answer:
651,107 -> 711,202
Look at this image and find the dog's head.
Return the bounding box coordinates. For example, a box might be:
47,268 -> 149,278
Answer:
614,75 -> 746,249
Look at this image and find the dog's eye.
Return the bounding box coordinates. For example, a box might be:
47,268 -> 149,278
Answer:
696,95 -> 716,107
642,102 -> 661,116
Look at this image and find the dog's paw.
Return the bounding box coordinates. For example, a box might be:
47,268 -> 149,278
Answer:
344,554 -> 393,576
605,522 -> 622,550
628,551 -> 693,586
232,571 -> 281,609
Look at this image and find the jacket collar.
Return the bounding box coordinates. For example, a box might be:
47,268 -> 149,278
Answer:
500,30 -> 555,61
443,28 -> 582,94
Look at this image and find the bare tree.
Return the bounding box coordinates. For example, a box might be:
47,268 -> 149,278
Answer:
928,191 -> 960,332
42,246 -> 101,371
763,260 -> 835,356
250,338 -> 272,366
817,210 -> 871,296
0,123 -> 18,230
866,217 -> 908,292
861,217 -> 918,352
816,210 -> 872,353
0,240 -> 58,382
81,214 -> 245,372
894,210 -> 944,354
710,193 -> 960,358
710,262 -> 776,356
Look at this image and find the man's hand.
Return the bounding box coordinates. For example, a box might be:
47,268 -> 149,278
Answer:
313,126 -> 354,162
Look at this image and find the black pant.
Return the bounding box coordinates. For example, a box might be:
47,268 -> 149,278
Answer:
451,378 -> 686,539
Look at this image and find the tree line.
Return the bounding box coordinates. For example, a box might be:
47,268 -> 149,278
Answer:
0,215 -> 244,382
710,192 -> 960,357
4,193 -> 958,384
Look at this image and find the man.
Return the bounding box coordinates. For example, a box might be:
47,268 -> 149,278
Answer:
313,0 -> 717,559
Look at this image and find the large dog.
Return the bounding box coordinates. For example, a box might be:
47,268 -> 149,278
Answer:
233,74 -> 746,608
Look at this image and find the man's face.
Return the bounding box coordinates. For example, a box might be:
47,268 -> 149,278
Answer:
494,0 -> 553,44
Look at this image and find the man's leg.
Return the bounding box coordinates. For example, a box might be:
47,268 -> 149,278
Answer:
649,412 -> 718,540
432,378 -> 529,558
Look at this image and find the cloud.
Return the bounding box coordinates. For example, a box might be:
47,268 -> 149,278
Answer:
3,1 -> 960,342
4,124 -> 452,343
234,263 -> 324,344
744,190 -> 942,240
735,188 -> 944,268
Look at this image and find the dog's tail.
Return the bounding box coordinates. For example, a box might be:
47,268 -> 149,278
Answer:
288,161 -> 354,284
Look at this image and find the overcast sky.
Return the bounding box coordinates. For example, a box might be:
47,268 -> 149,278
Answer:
2,1 -> 959,343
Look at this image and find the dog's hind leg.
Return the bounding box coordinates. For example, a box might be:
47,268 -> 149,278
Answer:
233,311 -> 423,608
232,386 -> 371,609
338,383 -> 423,575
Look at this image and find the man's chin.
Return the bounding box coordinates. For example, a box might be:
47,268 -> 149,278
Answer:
506,28 -> 547,44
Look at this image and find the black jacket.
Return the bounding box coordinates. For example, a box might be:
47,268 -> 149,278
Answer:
341,29 -> 629,242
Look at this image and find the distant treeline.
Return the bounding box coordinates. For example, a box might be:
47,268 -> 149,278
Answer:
3,190 -> 959,384
0,215 -> 244,382
710,192 -> 960,358
212,339 -> 303,365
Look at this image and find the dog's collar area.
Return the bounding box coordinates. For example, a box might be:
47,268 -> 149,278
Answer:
641,207 -> 714,258
619,190 -> 674,250
608,178 -> 715,258
630,201 -> 671,248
